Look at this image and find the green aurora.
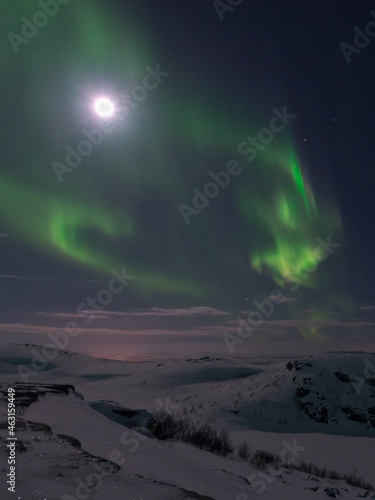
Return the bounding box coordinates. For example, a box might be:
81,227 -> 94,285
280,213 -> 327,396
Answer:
0,0 -> 351,335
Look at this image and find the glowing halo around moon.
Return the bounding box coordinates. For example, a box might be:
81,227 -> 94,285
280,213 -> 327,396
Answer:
94,97 -> 115,117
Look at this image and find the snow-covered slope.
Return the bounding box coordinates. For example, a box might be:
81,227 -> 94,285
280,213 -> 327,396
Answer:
0,344 -> 374,499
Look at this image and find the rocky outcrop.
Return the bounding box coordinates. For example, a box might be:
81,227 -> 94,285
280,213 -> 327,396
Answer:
287,357 -> 375,432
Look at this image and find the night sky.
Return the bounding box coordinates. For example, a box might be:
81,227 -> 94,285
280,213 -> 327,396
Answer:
1,0 -> 375,350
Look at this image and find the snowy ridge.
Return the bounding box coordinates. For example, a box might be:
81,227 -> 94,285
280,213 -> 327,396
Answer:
0,344 -> 374,499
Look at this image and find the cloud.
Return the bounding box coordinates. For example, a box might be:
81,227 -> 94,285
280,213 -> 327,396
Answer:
120,307 -> 231,317
197,324 -> 287,335
0,275 -> 52,280
23,311 -> 110,321
25,306 -> 231,320
0,322 -> 223,337
267,295 -> 298,303
254,319 -> 375,329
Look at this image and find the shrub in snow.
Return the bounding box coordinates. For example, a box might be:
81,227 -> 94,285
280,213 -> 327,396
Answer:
154,411 -> 234,457
237,441 -> 251,461
250,450 -> 280,470
343,468 -> 374,491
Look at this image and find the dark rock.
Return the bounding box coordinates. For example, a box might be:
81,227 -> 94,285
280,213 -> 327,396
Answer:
297,386 -> 311,398
340,405 -> 367,424
334,371 -> 351,383
324,487 -> 340,497
57,434 -> 81,449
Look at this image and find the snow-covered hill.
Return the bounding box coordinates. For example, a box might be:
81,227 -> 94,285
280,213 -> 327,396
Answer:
0,344 -> 374,499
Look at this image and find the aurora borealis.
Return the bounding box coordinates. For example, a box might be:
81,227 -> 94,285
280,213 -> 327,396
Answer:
1,0 -> 375,348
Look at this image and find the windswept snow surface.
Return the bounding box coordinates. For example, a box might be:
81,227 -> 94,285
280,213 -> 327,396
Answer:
0,344 -> 374,500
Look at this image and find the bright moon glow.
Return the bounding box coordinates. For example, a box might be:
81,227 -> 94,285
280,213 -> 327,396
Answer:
94,97 -> 115,117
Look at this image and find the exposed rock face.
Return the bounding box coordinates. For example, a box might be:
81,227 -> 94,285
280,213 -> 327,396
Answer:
0,418 -> 120,498
340,405 -> 368,424
367,406 -> 375,427
334,371 -> 351,383
89,401 -> 161,435
297,396 -> 329,424
0,382 -> 83,415
287,357 -> 375,431
297,386 -> 311,398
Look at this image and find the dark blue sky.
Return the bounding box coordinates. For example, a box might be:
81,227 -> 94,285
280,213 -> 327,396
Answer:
1,0 -> 375,346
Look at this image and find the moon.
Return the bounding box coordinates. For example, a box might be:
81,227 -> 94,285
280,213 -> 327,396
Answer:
94,97 -> 115,117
